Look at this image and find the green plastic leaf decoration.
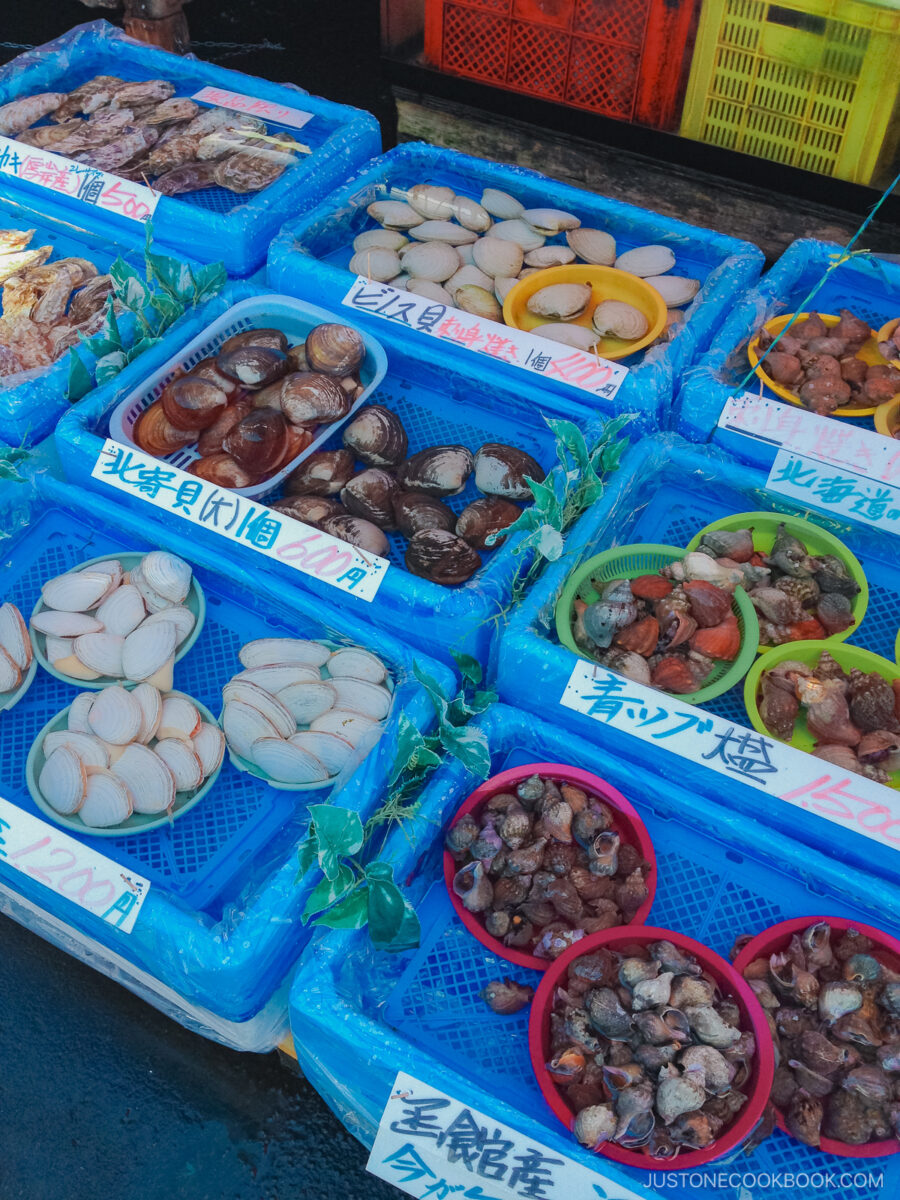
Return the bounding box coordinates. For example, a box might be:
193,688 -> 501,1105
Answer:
302,864 -> 355,920
0,442 -> 31,482
309,804 -> 364,880
412,661 -> 450,724
95,350 -> 130,386
536,524 -> 564,561
388,897 -> 422,953
146,250 -> 196,304
312,887 -> 369,929
192,261 -> 227,305
365,862 -> 393,881
450,651 -> 483,690
295,829 -> 319,881
367,868 -> 420,950
66,349 -> 94,402
440,722 -> 492,779
389,712 -> 442,784
546,416 -> 591,473
148,289 -> 183,331
110,256 -> 153,319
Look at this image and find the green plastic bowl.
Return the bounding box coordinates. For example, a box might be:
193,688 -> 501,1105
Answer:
29,551 -> 206,690
686,512 -> 867,651
744,641 -> 900,789
1,656 -> 36,714
554,543 -> 760,705
26,690 -> 224,836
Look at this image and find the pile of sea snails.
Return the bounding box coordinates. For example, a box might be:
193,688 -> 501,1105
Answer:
271,404 -> 544,585
758,651 -> 900,782
547,938 -> 757,1156
446,772 -> 651,959
0,602 -> 32,694
355,183 -> 698,349
133,322 -> 369,490
736,921 -> 900,1148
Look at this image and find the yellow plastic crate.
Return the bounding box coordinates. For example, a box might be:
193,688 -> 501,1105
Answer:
681,0 -> 900,183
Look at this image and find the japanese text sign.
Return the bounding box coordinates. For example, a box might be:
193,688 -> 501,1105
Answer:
369,1071 -> 646,1200
341,278 -> 628,401
192,86 -> 313,131
767,449 -> 900,536
91,439 -> 389,601
0,796 -> 149,933
561,661 -> 900,852
0,136 -> 159,224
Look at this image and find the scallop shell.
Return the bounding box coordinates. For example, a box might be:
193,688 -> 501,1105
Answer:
68,692 -> 95,735
532,322 -> 601,351
45,636 -> 75,665
348,247 -> 401,282
406,183 -> 456,220
527,282 -> 592,320
0,602 -> 31,670
352,229 -> 409,254
141,605 -> 195,645
409,220 -> 478,246
95,584 -> 146,638
41,570 -> 111,612
400,240 -> 460,282
277,680 -> 337,724
288,731 -> 354,776
614,244 -> 676,277
234,663 -> 321,692
366,200 -> 423,230
328,678 -> 391,721
78,770 -> 133,827
472,237 -> 523,280
223,699 -> 281,760
407,279 -> 454,305
112,743 -> 176,814
153,738 -> 203,792
452,196 -> 492,232
522,208 -> 580,235
446,265 -> 494,298
524,246 -> 576,268
31,610 -> 103,637
238,638 -> 331,670
132,682 -> 162,743
0,648 -> 20,691
87,685 -> 143,745
644,275 -> 700,307
566,228 -> 616,265
39,747 -> 86,815
222,679 -> 297,737
490,220 -> 545,252
310,709 -> 379,748
327,647 -> 388,684
591,299 -> 649,340
480,188 -> 524,220
249,737 -> 330,784
157,694 -> 201,741
455,285 -> 502,321
122,620 -> 177,682
140,551 -> 191,604
192,723 -> 226,777
73,632 -> 124,678
43,730 -> 110,770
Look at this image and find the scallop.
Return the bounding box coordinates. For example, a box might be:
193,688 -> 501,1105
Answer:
78,769 -> 133,827
566,228 -> 616,265
41,570 -> 111,612
352,228 -> 409,254
591,299 -> 649,341
0,648 -> 19,692
409,220 -> 478,246
406,183 -> 456,220
527,282 -> 591,321
132,682 -> 162,743
480,188 -> 525,220
192,723 -> 226,777
141,606 -> 195,645
222,679 -> 297,737
472,237 -> 523,280
524,245 -> 576,268
348,248 -> 402,282
532,322 -> 601,352
122,620 -> 177,683
235,663 -> 321,693
223,699 -> 281,760
521,208 -> 580,236
400,240 -> 460,282
67,692 -> 95,735
288,731 -> 354,776
87,685 -> 143,745
327,647 -> 388,684
39,747 -> 86,814
31,610 -> 103,637
73,632 -> 124,678
95,584 -> 146,638
446,265 -> 494,299
644,275 -> 700,307
614,244 -> 676,277
276,680 -> 336,724
157,694 -> 201,741
0,602 -> 31,670
490,220 -> 545,252
238,638 -> 331,670
112,743 -> 176,814
455,285 -> 502,321
407,279 -> 453,305
328,678 -> 392,721
366,200 -> 423,230
153,739 -> 203,792
140,551 -> 191,603
249,737 -> 329,784
309,709 -> 379,749
452,196 -> 492,232
43,730 -> 110,770
45,637 -> 75,665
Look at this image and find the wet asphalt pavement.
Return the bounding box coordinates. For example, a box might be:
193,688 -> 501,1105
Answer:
0,916 -> 402,1200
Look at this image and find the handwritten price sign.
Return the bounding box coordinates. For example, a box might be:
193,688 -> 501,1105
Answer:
0,136 -> 159,225
91,439 -> 389,602
0,797 -> 149,933
193,86 -> 313,131
768,449 -> 900,536
341,278 -> 628,402
561,661 -> 900,852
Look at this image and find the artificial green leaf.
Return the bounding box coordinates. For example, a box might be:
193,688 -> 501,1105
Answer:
123,335 -> 163,366
295,829 -> 319,881
525,474 -> 562,527
312,886 -> 369,929
447,686 -> 496,725
546,416 -> 591,473
0,442 -> 30,482
439,722 -> 492,779
66,349 -> 94,402
146,249 -> 195,303
364,861 -> 393,881
101,294 -> 123,348
450,650 -> 482,690
388,713 -> 441,784
413,660 -> 449,724
110,257 -> 153,318
309,804 -> 364,879
484,505 -> 538,548
536,524 -> 564,561
367,871 -> 406,948
385,898 -> 421,952
302,864 -> 355,921
192,261 -> 227,305
95,350 -> 130,386
147,289 -> 183,331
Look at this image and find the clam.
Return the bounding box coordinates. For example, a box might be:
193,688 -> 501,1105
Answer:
398,240 -> 460,282
192,723 -> 226,776
532,322 -> 601,351
161,376 -> 228,430
122,620 -> 177,683
614,244 -> 676,277
474,443 -> 545,501
39,747 -> 86,814
566,228 -> 616,265
480,188 -> 525,220
644,275 -> 700,307
87,686 -> 143,745
154,738 -> 203,792
341,468 -> 399,529
348,247 -> 402,281
112,743 -> 176,814
387,273 -> 410,290
67,693 -> 95,735
157,695 -> 201,741
43,730 -> 109,770
95,584 -> 146,638
222,679 -> 297,737
236,663 -> 320,692
398,445 -> 474,497
0,648 -> 20,691
455,285 -> 502,321
140,551 -> 191,604
352,228 -> 409,254
239,639 -> 331,670
45,637 -> 74,666
309,709 -> 379,749
133,401 -> 197,456
188,454 -> 256,489
271,495 -> 345,526
224,408 -> 289,477
130,561 -> 177,616
221,328 -> 289,353
73,632 -> 124,678
406,529 -> 481,586
522,208 -> 580,236
277,681 -> 337,724
524,245 -> 576,268
84,561 -> 122,595
285,449 -> 356,496
452,196 -> 492,232
494,277 -> 519,304
491,220 -> 546,252
223,699 -> 281,760
393,491 -> 456,537
132,682 -> 162,743
527,282 -> 591,321
456,496 -> 521,549
289,731 -> 354,776
50,654 -> 100,682
591,299 -> 649,341
455,242 -> 476,266
326,647 -> 388,684
305,324 -> 366,377
366,200 -> 423,230
250,737 -> 329,784
0,603 -> 31,671
78,770 -> 133,827
40,570 -> 110,613
328,678 -> 391,721
321,514 -> 389,556
472,237 -> 524,279
406,183 -> 456,220
407,279 -> 454,305
446,265 -> 494,298
141,606 -> 195,645
280,373 -> 351,425
343,405 -> 408,468
409,220 -> 478,246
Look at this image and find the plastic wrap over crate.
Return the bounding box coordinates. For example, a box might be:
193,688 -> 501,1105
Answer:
676,239 -> 900,468
54,280 -> 606,664
496,432 -> 900,883
266,142 -> 765,432
288,703 -> 900,1200
0,21 -> 382,278
0,466 -> 453,1045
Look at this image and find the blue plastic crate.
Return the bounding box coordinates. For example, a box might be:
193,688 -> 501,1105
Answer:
0,465 -> 453,1024
675,240 -> 900,469
266,142 -> 765,433
289,703 -> 900,1200
497,433 -> 900,885
54,281 -> 595,664
0,21 -> 381,277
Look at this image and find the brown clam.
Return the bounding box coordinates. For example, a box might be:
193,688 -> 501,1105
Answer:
393,491 -> 456,537
340,469 -> 399,529
280,373 -> 351,426
321,514 -> 389,556
342,405 -> 408,468
223,407 -> 289,477
191,355 -> 242,396
188,453 -> 256,488
406,529 -> 481,586
305,323 -> 366,377
284,449 -> 356,496
132,400 -> 196,456
220,328 -> 288,353
216,345 -> 289,390
456,496 -> 521,550
474,443 -> 544,501
161,375 -> 228,431
287,343 -> 308,372
197,398 -> 254,456
269,496 -> 345,526
398,445 -> 474,497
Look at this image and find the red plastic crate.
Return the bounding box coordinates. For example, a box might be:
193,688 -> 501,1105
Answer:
424,0 -> 699,128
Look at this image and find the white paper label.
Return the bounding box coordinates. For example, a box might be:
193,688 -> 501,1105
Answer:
561,660 -> 900,853
767,448 -> 900,535
0,136 -> 159,223
341,277 -> 628,401
369,1071 -> 646,1200
91,439 -> 389,602
192,86 -> 313,130
0,797 -> 149,933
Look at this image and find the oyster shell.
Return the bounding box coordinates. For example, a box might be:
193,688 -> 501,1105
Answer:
239,638 -> 331,670
112,743 -> 176,814
341,468 -> 399,529
280,372 -> 351,426
393,491 -> 456,537
326,647 -> 388,684
407,279 -> 454,305
644,275 -> 700,307
474,443 -> 545,501
352,229 -> 409,254
78,770 -> 133,827
480,188 -> 524,220
614,245 -> 676,277
87,685 -> 143,745
522,208 -> 580,235
154,738 -> 203,792
566,228 -> 616,265
406,183 -> 456,220
192,723 -> 226,777
309,709 -> 379,748
456,496 -> 521,549
288,731 -> 354,776
343,405 -> 408,468
348,247 -> 402,281
398,445 -> 474,496
400,240 -> 460,282
285,449 -> 356,496
328,678 -> 392,721
592,300 -> 649,341
472,237 -> 524,279
39,746 -> 86,814
452,195 -> 492,232
527,282 -> 591,321
409,219 -> 478,246
406,529 -> 481,586
366,200 -> 423,230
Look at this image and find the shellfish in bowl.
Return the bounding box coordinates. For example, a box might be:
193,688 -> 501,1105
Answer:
0,602 -> 35,712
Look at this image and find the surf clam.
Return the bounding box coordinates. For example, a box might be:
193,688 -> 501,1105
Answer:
591,300 -> 649,341
527,282 -> 592,321
0,602 -> 33,695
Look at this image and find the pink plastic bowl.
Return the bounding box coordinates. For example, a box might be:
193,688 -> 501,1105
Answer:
733,915 -> 900,1158
442,762 -> 657,972
529,925 -> 775,1170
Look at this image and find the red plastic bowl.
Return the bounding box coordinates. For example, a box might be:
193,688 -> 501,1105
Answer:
529,925 -> 775,1170
733,915 -> 900,1159
443,763 -> 657,972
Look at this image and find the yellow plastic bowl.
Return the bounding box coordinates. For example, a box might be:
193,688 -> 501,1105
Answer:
502,265 -> 667,361
748,313 -> 893,419
874,395 -> 900,438
876,317 -> 900,368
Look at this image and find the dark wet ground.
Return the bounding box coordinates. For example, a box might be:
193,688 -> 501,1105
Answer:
0,916 -> 401,1200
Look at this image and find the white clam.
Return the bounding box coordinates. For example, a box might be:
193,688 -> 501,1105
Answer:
236,663 -> 322,692
0,602 -> 31,670
223,699 -> 281,760
455,285 -> 502,321
129,562 -> 175,614
446,264 -> 493,299
141,606 -> 195,645
122,620 -> 177,682
480,188 -> 524,220
494,276 -> 519,304
328,678 -> 392,721
249,737 -> 329,784
310,709 -> 379,749
406,183 -> 456,220
44,730 -> 110,769
87,685 -> 143,745
45,636 -> 75,664
221,679 -> 297,737
522,207 -> 580,235
140,551 -> 192,604
644,275 -> 700,307
388,273 -> 410,290
40,570 -> 111,612
348,248 -> 402,282
352,228 -> 409,254
326,647 -> 387,684
490,220 -> 545,252
51,655 -> 100,682
288,731 -> 354,776
78,769 -> 133,827
157,694 -> 201,741
399,240 -> 460,282
409,220 -> 478,246
0,646 -> 20,691
591,299 -> 649,341
238,639 -> 331,670
524,245 -> 576,268
366,200 -> 423,230
112,743 -> 176,814
472,237 -> 523,280
614,244 -> 676,277
527,282 -> 592,321
452,195 -> 492,232
153,738 -> 203,792
74,632 -> 125,678
532,322 -> 601,352
566,228 -> 616,265
39,746 -> 86,814
132,682 -> 162,743
276,680 -> 336,725
455,242 -> 475,266
95,584 -> 146,638
31,610 -> 103,637
192,723 -> 225,777
67,692 -> 95,734
407,279 -> 454,305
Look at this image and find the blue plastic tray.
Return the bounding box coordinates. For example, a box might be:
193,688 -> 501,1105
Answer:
497,434 -> 900,885
676,240 -> 900,468
0,465 -> 454,1022
266,142 -> 765,433
54,280 -> 585,664
0,21 -> 381,277
289,703 -> 900,1200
